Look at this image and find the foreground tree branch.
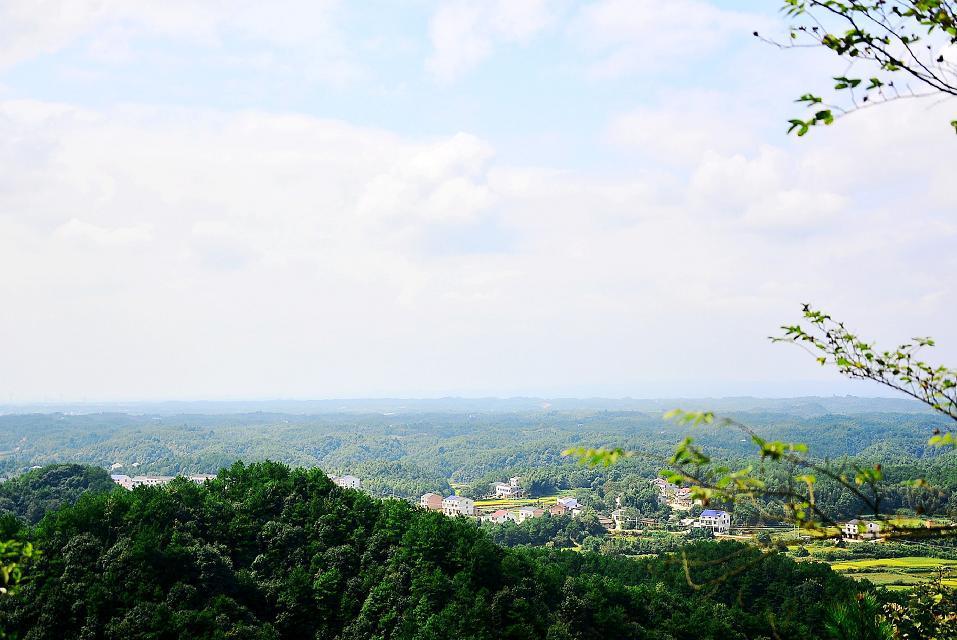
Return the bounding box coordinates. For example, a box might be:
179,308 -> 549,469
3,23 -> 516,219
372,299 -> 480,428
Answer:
759,1 -> 957,134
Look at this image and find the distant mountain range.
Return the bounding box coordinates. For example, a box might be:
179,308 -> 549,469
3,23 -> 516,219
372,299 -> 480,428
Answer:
0,395 -> 930,416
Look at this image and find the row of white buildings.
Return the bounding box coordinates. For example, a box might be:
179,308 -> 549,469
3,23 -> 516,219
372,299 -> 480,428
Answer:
419,493 -> 477,516
486,497 -> 582,524
110,473 -> 217,489
419,492 -> 582,522
112,472 -> 364,492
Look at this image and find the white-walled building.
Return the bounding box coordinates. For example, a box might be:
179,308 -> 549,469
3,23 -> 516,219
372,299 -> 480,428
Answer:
442,495 -> 475,517
494,477 -> 525,498
672,487 -> 694,510
110,474 -> 134,490
332,475 -> 361,490
556,497 -> 579,510
489,509 -> 511,524
131,475 -> 175,488
842,519 -> 882,539
420,492 -> 444,511
517,506 -> 544,523
611,508 -> 642,531
112,473 -> 216,490
696,509 -> 731,535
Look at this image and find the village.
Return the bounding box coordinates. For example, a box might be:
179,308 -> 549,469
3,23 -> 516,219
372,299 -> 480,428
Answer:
109,471 -> 905,543
418,475 -> 736,536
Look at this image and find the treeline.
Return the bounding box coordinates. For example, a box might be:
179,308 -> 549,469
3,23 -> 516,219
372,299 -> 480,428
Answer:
0,461 -> 874,639
0,411 -> 954,525
0,464 -> 115,524
483,513 -> 607,548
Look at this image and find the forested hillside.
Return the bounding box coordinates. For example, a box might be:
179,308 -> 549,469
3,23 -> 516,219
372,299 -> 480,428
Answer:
0,410 -> 953,523
0,461 -> 866,639
0,464 -> 115,524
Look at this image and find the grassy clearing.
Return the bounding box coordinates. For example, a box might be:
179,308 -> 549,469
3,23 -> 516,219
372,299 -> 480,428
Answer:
829,556 -> 957,589
843,572 -> 924,587
474,496 -> 558,509
474,491 -> 574,510
830,557 -> 957,571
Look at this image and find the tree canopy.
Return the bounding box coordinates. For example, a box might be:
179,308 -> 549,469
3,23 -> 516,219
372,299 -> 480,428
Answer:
0,461 -> 871,639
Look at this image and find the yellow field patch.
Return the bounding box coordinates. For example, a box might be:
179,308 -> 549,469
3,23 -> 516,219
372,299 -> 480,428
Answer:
473,492 -> 572,510
830,557 -> 957,571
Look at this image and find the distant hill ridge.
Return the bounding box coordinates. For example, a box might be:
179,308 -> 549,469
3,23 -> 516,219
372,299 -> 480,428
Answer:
0,395 -> 930,416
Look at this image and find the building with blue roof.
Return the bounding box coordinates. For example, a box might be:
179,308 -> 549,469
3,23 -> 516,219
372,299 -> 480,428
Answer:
695,509 -> 731,535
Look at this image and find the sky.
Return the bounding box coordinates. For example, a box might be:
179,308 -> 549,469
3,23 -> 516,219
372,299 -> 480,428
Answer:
0,0 -> 954,402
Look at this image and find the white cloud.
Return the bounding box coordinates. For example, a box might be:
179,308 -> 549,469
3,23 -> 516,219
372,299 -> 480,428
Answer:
0,0 -> 353,82
426,0 -> 554,81
55,218 -> 153,247
571,0 -> 762,77
606,91 -> 762,162
0,96 -> 954,400
0,0 -> 108,69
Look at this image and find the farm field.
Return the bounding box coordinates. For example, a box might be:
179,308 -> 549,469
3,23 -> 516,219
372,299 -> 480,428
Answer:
829,557 -> 957,590
473,491 -> 574,510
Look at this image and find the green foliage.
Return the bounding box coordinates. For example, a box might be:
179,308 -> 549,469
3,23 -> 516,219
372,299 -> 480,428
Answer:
566,307 -> 957,540
485,513 -> 606,548
560,446 -> 631,467
0,461 -> 873,639
775,304 -> 956,446
0,464 -> 117,524
763,1 -> 957,134
881,571 -> 957,638
0,539 -> 35,596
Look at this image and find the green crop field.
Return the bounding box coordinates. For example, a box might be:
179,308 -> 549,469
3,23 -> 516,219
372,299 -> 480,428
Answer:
829,557 -> 957,590
473,496 -> 558,509
830,558 -> 957,571
473,491 -> 575,510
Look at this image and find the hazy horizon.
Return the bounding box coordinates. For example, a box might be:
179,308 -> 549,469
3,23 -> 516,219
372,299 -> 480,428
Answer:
0,393 -> 931,417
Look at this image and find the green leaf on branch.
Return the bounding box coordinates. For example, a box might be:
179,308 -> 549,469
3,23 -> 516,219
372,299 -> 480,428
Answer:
669,437 -> 711,466
663,409 -> 715,426
561,446 -> 631,467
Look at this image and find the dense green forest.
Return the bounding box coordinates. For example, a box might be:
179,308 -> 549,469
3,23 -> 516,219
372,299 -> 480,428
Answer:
0,408 -> 953,525
0,461 -> 880,639
0,464 -> 115,524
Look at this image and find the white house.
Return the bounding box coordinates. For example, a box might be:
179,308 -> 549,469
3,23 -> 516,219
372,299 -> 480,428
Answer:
556,497 -> 579,510
696,509 -> 731,535
332,475 -> 361,490
489,509 -> 511,524
651,477 -> 678,504
442,495 -> 475,517
110,474 -> 134,490
672,487 -> 694,510
517,506 -> 544,523
420,492 -> 444,511
651,477 -> 677,493
842,519 -> 882,539
130,475 -> 175,488
189,474 -> 217,484
611,508 -> 642,531
494,477 -> 525,498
